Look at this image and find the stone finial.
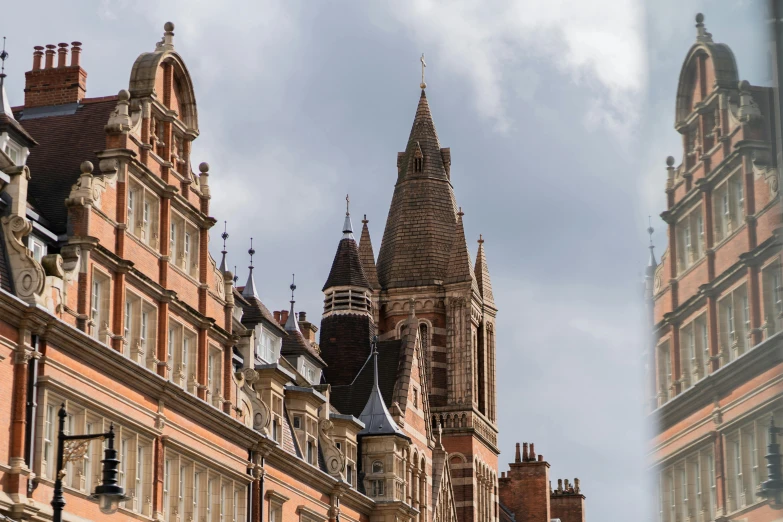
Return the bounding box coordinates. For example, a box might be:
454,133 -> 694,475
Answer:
515,443 -> 521,463
666,156 -> 676,190
737,80 -> 761,122
409,297 -> 416,318
105,90 -> 132,133
157,22 -> 176,50
695,13 -> 713,43
80,161 -> 94,175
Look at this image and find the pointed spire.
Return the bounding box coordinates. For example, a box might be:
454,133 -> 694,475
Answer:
219,221 -> 229,274
241,238 -> 259,299
398,88 -> 447,181
474,234 -> 495,307
284,274 -> 300,332
343,194 -> 354,240
358,214 -> 380,290
323,199 -> 370,292
647,217 -> 657,271
445,208 -> 479,292
358,336 -> 406,437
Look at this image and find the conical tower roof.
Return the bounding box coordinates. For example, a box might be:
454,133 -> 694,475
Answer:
377,90 -> 458,289
358,340 -> 406,438
358,215 -> 380,290
444,210 -> 478,293
323,209 -> 371,291
474,235 -> 495,307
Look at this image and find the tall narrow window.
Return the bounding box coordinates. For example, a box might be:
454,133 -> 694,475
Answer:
128,190 -> 136,234
183,336 -> 191,392
184,232 -> 191,272
141,312 -> 148,357
136,445 -> 144,513
44,404 -> 54,479
164,459 -> 171,521
734,439 -> 743,509
168,327 -> 175,377
170,222 -> 176,259
143,200 -> 151,241
120,437 -> 128,496
85,422 -> 94,493
194,472 -> 201,522
708,452 -> 716,520
179,465 -> 186,521
91,279 -> 101,339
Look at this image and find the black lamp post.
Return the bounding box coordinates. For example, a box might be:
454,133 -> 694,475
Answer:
758,418 -> 783,506
52,404 -> 129,522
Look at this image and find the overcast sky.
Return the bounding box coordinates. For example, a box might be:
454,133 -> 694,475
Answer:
1,0 -> 771,519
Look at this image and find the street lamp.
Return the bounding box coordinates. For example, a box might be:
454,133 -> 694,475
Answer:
52,404 -> 129,522
758,418 -> 783,507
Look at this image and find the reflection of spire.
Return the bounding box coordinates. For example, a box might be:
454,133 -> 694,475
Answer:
241,238 -> 258,299
284,274 -> 299,332
343,194 -> 354,240
219,221 -> 229,274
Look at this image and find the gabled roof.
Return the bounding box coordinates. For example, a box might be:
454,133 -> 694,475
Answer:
14,97 -> 117,234
358,216 -> 379,290
474,236 -> 495,307
376,90 -> 459,289
323,212 -> 370,291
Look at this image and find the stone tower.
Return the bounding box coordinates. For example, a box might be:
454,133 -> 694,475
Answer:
375,88 -> 499,521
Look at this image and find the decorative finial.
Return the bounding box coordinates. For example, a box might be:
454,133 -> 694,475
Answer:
221,222 -> 229,249
248,238 -> 255,269
695,13 -> 712,42
233,266 -> 238,285
478,234 -> 484,244
457,207 -> 464,217
290,273 -> 296,303
647,216 -> 654,243
0,37 -> 8,84
362,214 -> 368,225
342,196 -> 355,239
218,221 -> 230,273
346,194 -> 350,216
420,53 -> 427,89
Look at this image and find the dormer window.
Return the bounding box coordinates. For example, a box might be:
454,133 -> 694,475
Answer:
28,236 -> 46,262
2,141 -> 21,165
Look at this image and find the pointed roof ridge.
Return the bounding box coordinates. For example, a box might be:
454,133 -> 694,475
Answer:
241,238 -> 259,299
358,338 -> 406,438
358,214 -> 380,290
343,194 -> 355,240
398,89 -> 447,182
323,208 -> 371,291
474,234 -> 495,307
444,209 -> 478,291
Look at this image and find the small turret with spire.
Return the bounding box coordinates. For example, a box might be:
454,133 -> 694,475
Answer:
219,221 -> 229,274
0,37 -> 37,164
241,238 -> 259,299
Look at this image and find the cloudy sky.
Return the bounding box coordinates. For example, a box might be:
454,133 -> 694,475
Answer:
1,0 -> 771,519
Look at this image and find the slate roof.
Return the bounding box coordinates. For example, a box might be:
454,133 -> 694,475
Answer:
474,237 -> 495,306
330,339 -> 401,418
235,287 -> 286,334
358,217 -> 379,290
376,90 -> 459,289
323,237 -> 370,291
14,97 -> 117,235
281,321 -> 327,367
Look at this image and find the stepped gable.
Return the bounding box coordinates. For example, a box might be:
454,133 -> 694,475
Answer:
376,90 -> 459,289
358,216 -> 379,290
474,235 -> 495,306
330,339 -> 401,417
14,97 -> 117,234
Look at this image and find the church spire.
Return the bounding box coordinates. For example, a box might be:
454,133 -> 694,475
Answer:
322,198 -> 370,292
343,194 -> 354,240
474,234 -> 495,307
241,238 -> 259,299
445,208 -> 478,292
358,215 -> 380,290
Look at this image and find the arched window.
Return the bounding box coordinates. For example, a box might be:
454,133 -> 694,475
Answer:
372,461 -> 384,474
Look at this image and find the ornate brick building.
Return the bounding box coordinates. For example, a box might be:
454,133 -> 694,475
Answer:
647,13 -> 783,522
0,23 -> 585,522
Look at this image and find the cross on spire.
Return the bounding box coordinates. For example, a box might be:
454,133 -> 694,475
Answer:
420,53 -> 427,89
346,194 -> 350,216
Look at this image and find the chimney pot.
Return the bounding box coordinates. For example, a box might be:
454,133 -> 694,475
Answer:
273,311 -> 281,323
57,43 -> 68,67
44,45 -> 56,69
280,310 -> 289,325
522,442 -> 529,462
529,443 -> 536,461
70,42 -> 82,67
299,311 -> 306,321
538,454 -> 543,462
32,46 -> 44,70
515,443 -> 521,463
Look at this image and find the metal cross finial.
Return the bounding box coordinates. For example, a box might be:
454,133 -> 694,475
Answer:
346,194 -> 350,216
420,53 -> 427,89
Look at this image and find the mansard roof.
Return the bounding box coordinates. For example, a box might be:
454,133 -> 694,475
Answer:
323,212 -> 370,291
358,216 -> 379,290
376,90 -> 459,289
14,97 -> 117,234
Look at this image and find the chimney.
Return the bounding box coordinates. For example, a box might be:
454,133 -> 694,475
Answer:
280,310 -> 289,326
273,311 -> 281,324
550,477 -> 586,522
25,42 -> 88,109
500,442 -> 551,522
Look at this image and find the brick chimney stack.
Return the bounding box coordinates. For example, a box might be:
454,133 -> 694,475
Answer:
499,441 -> 551,522
550,477 -> 586,522
24,41 -> 87,109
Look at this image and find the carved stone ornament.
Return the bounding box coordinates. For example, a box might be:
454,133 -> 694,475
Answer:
239,369 -> 271,435
318,418 -> 346,477
1,213 -> 45,304
752,151 -> 779,199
